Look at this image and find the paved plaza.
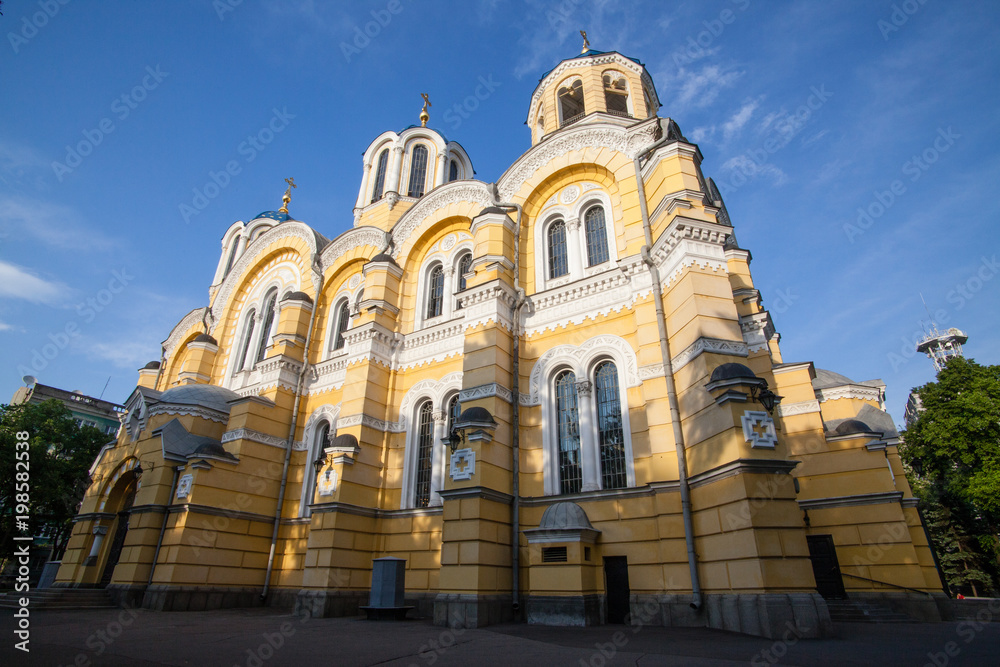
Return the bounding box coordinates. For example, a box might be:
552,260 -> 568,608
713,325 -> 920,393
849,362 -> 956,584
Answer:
2,607 -> 998,666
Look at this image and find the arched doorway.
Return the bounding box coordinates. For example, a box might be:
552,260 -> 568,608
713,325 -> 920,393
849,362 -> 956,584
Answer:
97,461 -> 141,588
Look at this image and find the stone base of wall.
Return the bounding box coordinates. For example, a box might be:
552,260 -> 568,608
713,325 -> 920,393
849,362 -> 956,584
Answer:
107,584 -> 147,608
940,597 -> 1000,622
525,594 -> 603,626
848,591 -> 945,622
433,593 -> 516,629
294,589 -> 437,619
141,585 -> 266,612
630,593 -> 833,639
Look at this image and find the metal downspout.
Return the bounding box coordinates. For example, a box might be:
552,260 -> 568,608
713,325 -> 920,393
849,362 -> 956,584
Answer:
495,199 -> 524,614
634,129 -> 703,610
261,256 -> 322,601
148,464 -> 182,586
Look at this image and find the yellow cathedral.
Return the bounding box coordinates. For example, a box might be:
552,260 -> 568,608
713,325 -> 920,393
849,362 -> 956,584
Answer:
55,44 -> 946,638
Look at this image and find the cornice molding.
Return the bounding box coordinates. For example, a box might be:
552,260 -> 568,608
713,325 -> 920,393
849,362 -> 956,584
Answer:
390,181 -> 494,260
815,385 -> 882,403
798,491 -> 904,510
776,400 -> 821,418
670,336 -> 749,373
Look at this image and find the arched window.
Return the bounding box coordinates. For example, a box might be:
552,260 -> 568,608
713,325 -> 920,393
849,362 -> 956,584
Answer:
447,394 -> 461,433
455,253 -> 472,310
371,149 -> 389,203
301,419 -> 332,517
603,72 -> 630,116
235,309 -> 255,372
584,206 -> 610,266
595,361 -> 626,489
555,370 -> 582,494
558,79 -> 585,126
408,145 -> 428,198
332,300 -> 350,351
449,159 -> 459,182
547,221 -> 569,279
223,235 -> 241,277
414,401 -> 435,508
426,265 -> 444,318
255,292 -> 277,364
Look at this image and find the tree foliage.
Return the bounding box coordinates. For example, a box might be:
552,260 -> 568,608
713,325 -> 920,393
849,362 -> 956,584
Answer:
0,400 -> 108,565
900,357 -> 1000,595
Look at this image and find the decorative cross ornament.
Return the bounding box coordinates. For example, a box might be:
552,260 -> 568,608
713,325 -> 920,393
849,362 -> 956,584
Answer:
580,30 -> 590,53
450,448 -> 475,481
741,410 -> 778,449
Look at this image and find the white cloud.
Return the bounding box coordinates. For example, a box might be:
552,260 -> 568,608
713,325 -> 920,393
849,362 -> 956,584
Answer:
82,339 -> 158,369
0,197 -> 116,252
0,139 -> 48,189
722,96 -> 763,140
722,155 -> 788,187
0,260 -> 70,304
673,65 -> 742,110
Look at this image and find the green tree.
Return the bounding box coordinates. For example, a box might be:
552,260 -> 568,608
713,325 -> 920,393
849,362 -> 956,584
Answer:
0,400 -> 108,568
900,357 -> 1000,595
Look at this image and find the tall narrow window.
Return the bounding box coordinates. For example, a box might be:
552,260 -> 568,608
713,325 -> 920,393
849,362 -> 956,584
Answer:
556,370 -> 582,494
316,422 -> 331,453
547,221 -> 569,279
408,145 -> 428,197
223,235 -> 241,277
426,265 -> 444,318
455,253 -> 472,309
236,309 -> 255,372
333,300 -> 350,351
447,394 -> 461,433
414,401 -> 434,508
371,149 -> 389,203
449,159 -> 459,182
255,293 -> 276,364
603,73 -> 630,116
558,79 -> 585,126
584,206 -> 610,266
595,361 -> 627,489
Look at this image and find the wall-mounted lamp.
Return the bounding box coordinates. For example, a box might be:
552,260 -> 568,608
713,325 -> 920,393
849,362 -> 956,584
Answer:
444,428 -> 464,453
749,381 -> 783,414
313,455 -> 328,475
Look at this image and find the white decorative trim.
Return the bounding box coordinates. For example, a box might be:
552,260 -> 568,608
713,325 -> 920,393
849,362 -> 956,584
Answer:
740,311 -> 776,353
638,364 -> 665,381
338,413 -> 393,432
527,334 -> 640,406
210,222 -> 320,323
221,427 -> 305,451
450,448 -> 475,481
320,227 -> 385,269
498,121 -> 659,201
390,182 -> 494,259
306,355 -> 348,394
148,403 -> 229,425
670,337 -> 749,372
460,281 -> 518,333
776,400 -> 821,418
396,318 -> 465,371
162,308 -> 208,363
526,267 -> 633,336
459,383 -> 512,404
741,410 -> 778,449
815,385 -> 883,403
343,321 -> 395,369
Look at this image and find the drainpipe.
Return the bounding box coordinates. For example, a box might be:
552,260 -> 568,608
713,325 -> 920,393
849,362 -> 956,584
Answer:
148,464 -> 183,586
633,124 -> 703,610
261,255 -> 322,601
493,198 -> 524,615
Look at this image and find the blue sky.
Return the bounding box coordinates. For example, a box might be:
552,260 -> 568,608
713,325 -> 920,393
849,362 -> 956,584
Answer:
1,0 -> 997,426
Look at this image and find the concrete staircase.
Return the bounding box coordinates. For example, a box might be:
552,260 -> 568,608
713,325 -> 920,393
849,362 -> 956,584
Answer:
825,598 -> 915,623
0,588 -> 116,610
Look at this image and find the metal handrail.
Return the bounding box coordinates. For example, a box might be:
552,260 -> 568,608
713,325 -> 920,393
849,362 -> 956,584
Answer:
841,572 -> 933,597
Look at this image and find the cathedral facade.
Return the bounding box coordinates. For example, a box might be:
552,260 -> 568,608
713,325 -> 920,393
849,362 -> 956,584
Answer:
55,46 -> 944,638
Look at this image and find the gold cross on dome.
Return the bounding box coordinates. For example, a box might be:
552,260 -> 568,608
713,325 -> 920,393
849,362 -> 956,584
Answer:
580,30 -> 590,53
279,177 -> 296,213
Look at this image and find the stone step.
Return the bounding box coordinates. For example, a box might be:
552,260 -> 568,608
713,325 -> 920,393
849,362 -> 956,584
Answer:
0,588 -> 116,610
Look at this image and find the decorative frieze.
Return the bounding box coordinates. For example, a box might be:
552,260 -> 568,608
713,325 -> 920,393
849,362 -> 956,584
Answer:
390,182 -> 494,259
670,337 -> 749,372
459,383 -> 513,405
776,400 -> 821,418
815,385 -> 883,403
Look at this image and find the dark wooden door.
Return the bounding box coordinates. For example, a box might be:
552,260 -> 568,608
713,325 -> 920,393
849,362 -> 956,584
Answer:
806,535 -> 846,599
99,511 -> 130,587
604,556 -> 630,624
